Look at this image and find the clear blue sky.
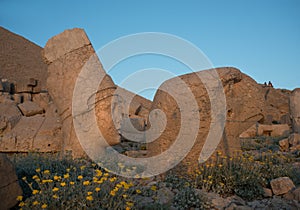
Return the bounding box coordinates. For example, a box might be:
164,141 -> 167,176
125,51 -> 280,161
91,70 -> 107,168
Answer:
1,0 -> 299,100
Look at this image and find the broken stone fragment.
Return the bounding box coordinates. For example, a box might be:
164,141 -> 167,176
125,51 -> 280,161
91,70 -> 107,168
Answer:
0,154 -> 23,210
270,177 -> 295,195
18,101 -> 44,117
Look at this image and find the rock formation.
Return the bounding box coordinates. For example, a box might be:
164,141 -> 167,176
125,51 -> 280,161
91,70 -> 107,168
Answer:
290,88 -> 300,133
42,28 -> 151,157
0,27 -> 299,166
0,154 -> 22,210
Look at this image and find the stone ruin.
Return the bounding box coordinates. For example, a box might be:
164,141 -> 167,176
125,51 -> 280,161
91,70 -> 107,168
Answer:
0,27 -> 300,168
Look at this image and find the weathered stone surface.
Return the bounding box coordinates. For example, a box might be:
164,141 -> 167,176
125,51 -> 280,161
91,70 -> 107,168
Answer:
292,186 -> 300,201
33,115 -> 62,152
157,187 -> 174,205
0,115 -> 44,152
279,138 -> 289,152
288,133 -> 300,147
0,27 -> 48,91
262,88 -> 291,125
17,101 -> 44,117
43,28 -> 90,63
290,88 -> 300,133
0,103 -> 22,132
43,28 -> 120,157
0,153 -> 22,210
270,177 -> 295,195
147,67 -> 265,166
240,123 -> 290,138
263,188 -> 273,198
120,115 -> 146,142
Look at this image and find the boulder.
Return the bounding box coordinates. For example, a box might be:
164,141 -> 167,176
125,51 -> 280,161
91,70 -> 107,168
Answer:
262,88 -> 291,125
43,28 -> 152,157
270,177 -> 295,195
0,153 -> 23,210
17,101 -> 44,117
279,138 -> 289,152
290,88 -> 300,133
288,133 -> 300,147
263,187 -> 273,198
147,67 -> 265,166
157,187 -> 174,205
43,28 -> 121,157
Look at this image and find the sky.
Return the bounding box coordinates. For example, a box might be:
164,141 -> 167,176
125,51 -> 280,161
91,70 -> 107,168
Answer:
1,0 -> 299,100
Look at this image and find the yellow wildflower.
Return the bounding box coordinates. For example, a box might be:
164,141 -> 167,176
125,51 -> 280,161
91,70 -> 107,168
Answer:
109,177 -> 117,182
77,175 -> 83,180
95,187 -> 101,192
95,169 -> 102,177
43,170 -> 50,174
33,201 -> 39,206
70,181 -> 75,185
126,207 -> 131,210
32,189 -> 39,195
83,180 -> 90,186
66,168 -> 71,172
150,185 -> 157,191
53,194 -> 58,199
80,166 -> 86,170
52,187 -> 59,192
16,196 -> 23,201
123,194 -> 128,198
63,173 -> 70,179
208,176 -> 212,179
86,195 -> 93,201
87,191 -> 93,195
110,190 -> 116,196
19,202 -> 25,207
126,201 -> 134,207
32,175 -> 39,180
42,179 -> 53,183
35,168 -> 41,173
136,189 -> 141,194
41,204 -> 47,209
60,182 -> 66,187
54,175 -> 61,181
104,173 -> 109,177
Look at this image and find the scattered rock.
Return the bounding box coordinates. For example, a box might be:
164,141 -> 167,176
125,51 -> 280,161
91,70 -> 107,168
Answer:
270,177 -> 295,195
0,153 -> 23,210
288,133 -> 300,147
17,101 -> 44,117
157,187 -> 174,205
263,187 -> 273,198
279,138 -> 289,152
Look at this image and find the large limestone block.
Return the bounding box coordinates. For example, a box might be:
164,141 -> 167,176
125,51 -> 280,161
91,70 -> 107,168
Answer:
290,88 -> 300,133
17,101 -> 44,117
263,88 -> 291,125
147,67 -> 265,167
43,28 -> 120,157
0,115 -> 44,152
0,154 -> 23,210
43,28 -> 90,63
